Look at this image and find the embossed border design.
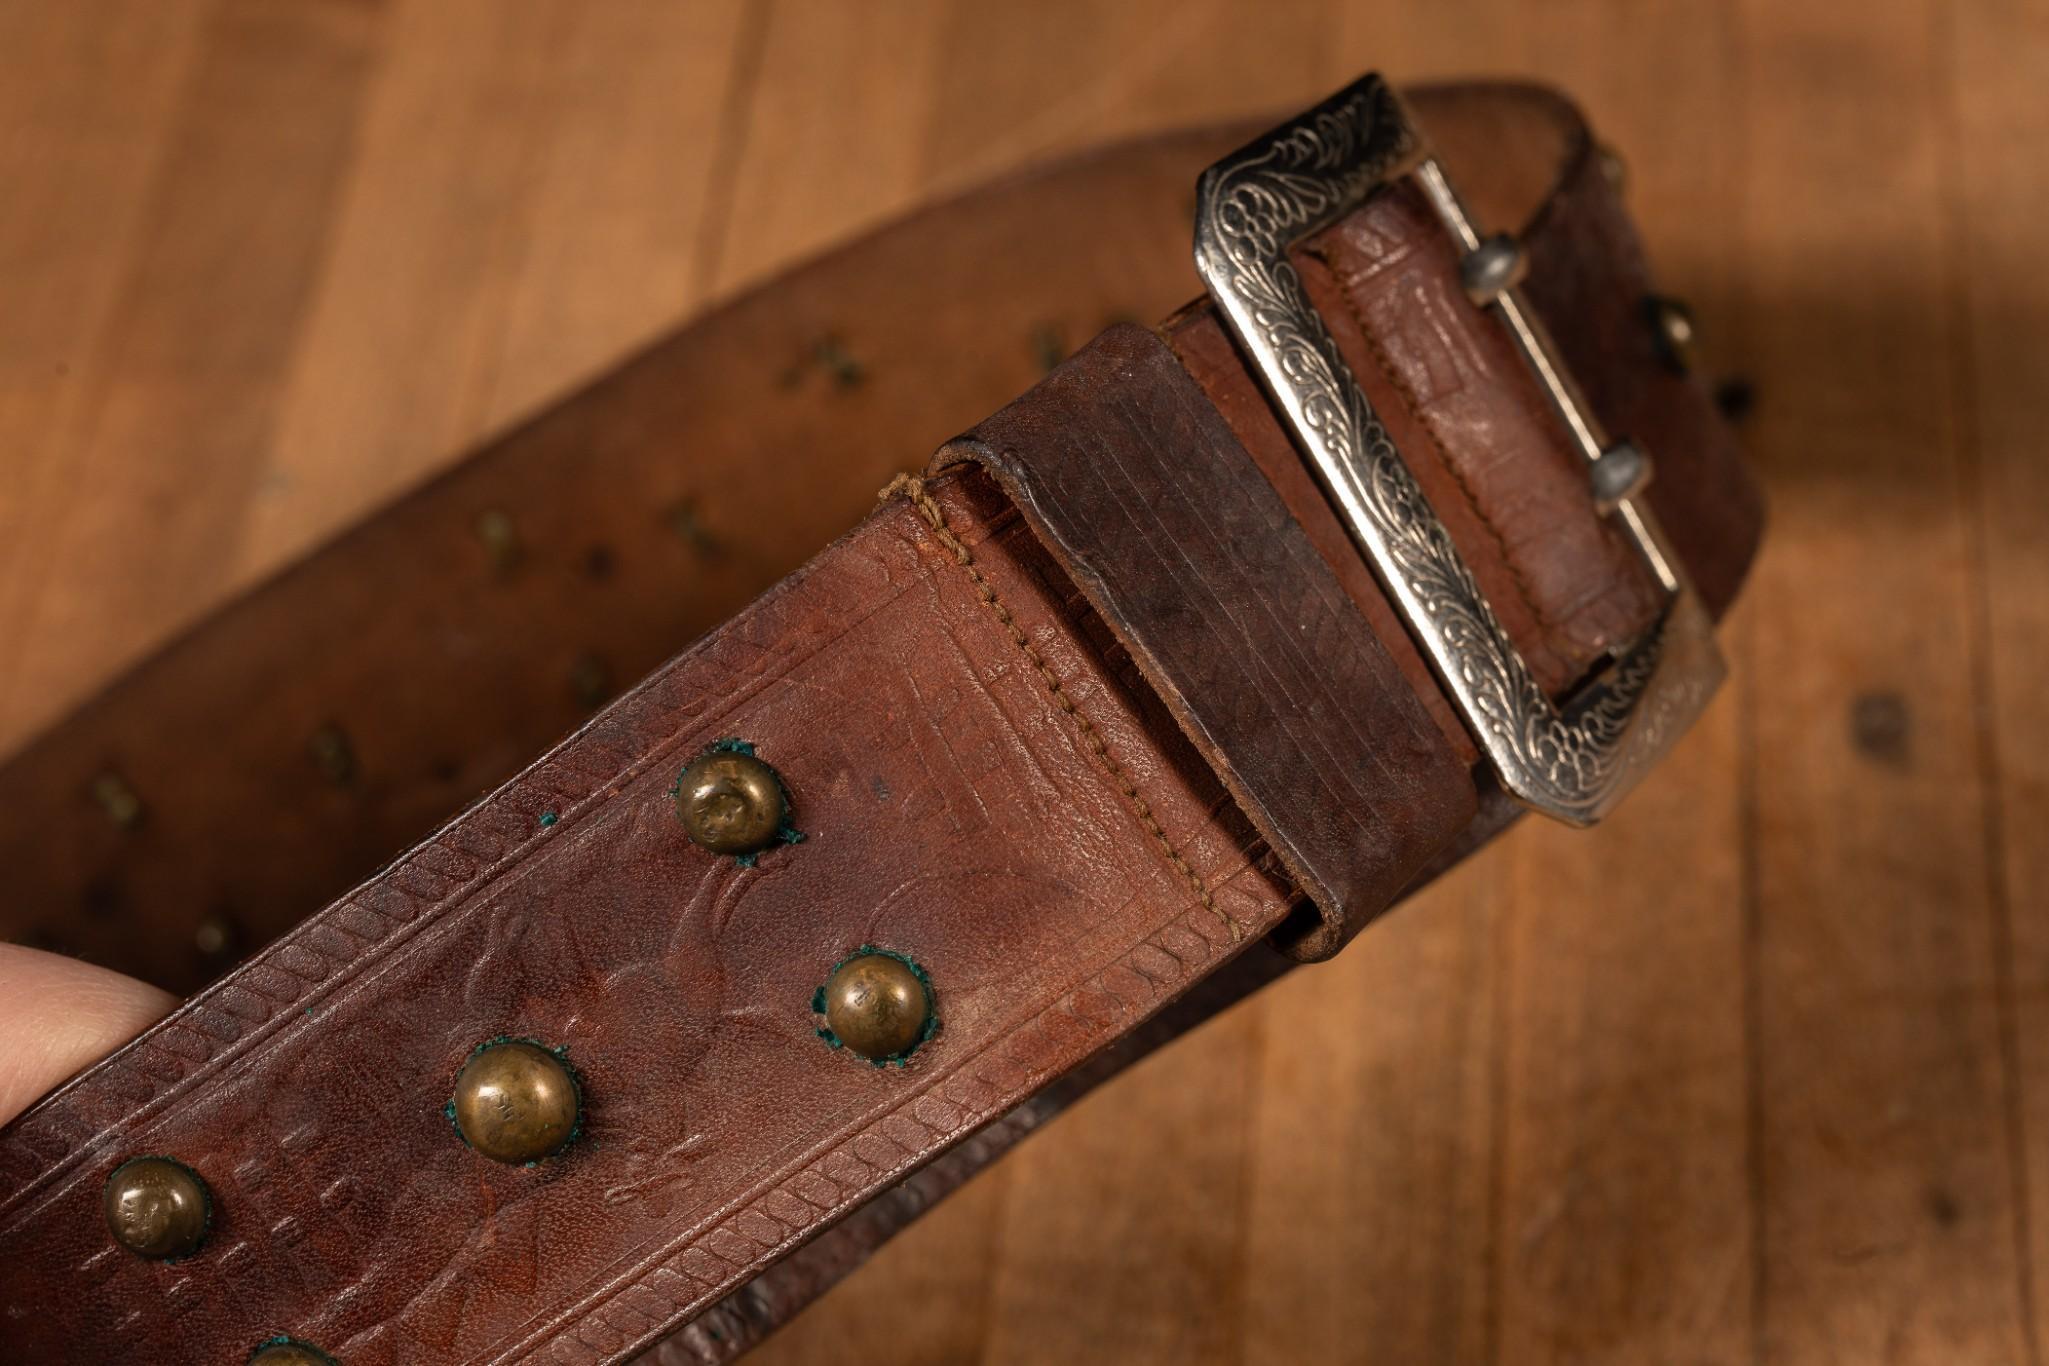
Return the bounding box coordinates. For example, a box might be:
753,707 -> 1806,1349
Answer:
0,487 -> 1284,1365
1192,74 -> 1724,825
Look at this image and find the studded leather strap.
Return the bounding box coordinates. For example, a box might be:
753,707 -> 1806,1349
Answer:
0,83 -> 1760,1365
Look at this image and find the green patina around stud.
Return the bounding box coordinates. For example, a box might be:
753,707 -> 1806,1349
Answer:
104,1154 -> 212,1262
669,738 -> 805,866
441,1035 -> 586,1167
246,1334 -> 339,1365
812,945 -> 938,1067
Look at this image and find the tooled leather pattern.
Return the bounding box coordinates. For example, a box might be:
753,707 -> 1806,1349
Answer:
1307,180 -> 1665,680
0,471 -> 1293,1363
1516,142 -> 1764,619
0,119 -> 1262,1002
635,107 -> 1766,1360
0,88 -> 1768,1366
632,1098 -> 1059,1365
939,326 -> 1475,958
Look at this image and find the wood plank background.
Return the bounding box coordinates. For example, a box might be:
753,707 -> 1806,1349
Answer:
2,1 -> 2043,1362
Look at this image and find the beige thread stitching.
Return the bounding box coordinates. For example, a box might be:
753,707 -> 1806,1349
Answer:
881,473 -> 1232,937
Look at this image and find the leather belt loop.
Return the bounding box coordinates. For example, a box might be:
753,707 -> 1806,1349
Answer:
934,325 -> 1475,959
0,80 -> 1762,1365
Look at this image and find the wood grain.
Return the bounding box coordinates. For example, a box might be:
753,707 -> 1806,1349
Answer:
2,1 -> 2043,1361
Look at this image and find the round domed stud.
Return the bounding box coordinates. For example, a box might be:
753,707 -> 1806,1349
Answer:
1459,232 -> 1527,305
1588,439 -> 1655,513
674,747 -> 788,858
247,1339 -> 336,1366
103,1156 -> 211,1260
818,950 -> 934,1063
1598,143 -> 1628,194
1646,294 -> 1697,373
449,1040 -> 581,1165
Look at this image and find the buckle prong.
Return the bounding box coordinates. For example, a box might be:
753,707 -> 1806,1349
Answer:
1413,155 -> 1663,531
1193,75 -> 1723,826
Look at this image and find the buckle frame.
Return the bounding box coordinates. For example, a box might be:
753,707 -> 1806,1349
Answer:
1192,75 -> 1724,827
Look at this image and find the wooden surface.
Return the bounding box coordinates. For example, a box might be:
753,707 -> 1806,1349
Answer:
2,1 -> 2044,1362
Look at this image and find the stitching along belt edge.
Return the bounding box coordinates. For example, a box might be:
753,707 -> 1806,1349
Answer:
0,75 -> 1762,1364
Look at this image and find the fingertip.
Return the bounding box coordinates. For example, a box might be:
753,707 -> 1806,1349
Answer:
0,945 -> 177,1126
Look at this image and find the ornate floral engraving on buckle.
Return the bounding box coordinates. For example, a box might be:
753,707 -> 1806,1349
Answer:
1193,74 -> 1724,826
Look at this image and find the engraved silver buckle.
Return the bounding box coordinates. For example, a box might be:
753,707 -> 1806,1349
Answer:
1192,75 -> 1724,827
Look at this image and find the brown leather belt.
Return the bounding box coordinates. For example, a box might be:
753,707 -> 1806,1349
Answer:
0,79 -> 1761,1364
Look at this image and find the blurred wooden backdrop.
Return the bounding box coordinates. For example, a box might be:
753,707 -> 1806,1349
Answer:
3,1 -> 2045,1362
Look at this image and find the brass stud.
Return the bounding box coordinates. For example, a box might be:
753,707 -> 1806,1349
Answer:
674,746 -> 791,859
475,508 -> 522,577
1030,322 -> 1068,374
778,335 -> 867,391
817,336 -> 866,389
1598,143 -> 1627,194
103,1156 -> 210,1260
308,722 -> 357,787
248,1339 -> 337,1366
194,909 -> 241,962
1646,294 -> 1697,373
665,496 -> 722,558
91,771 -> 145,830
448,1040 -> 581,1165
816,950 -> 934,1064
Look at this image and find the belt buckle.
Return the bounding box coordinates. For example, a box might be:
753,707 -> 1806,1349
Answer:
1192,73 -> 1725,827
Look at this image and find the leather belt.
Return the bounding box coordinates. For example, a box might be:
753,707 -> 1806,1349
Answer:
0,78 -> 1762,1364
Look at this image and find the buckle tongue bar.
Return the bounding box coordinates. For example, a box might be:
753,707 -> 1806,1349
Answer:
1410,156 -> 1667,552
1191,74 -> 1725,827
